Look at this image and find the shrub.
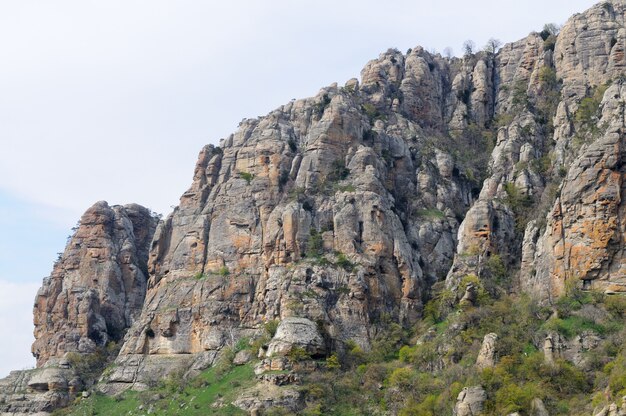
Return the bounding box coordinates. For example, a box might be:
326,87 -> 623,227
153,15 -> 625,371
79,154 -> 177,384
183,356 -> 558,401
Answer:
326,354 -> 341,371
66,343 -> 121,388
362,103 -> 386,123
264,320 -> 280,337
335,253 -> 355,272
543,315 -> 607,338
218,266 -> 230,276
314,94 -> 331,115
288,346 -> 311,363
159,368 -> 187,393
334,184 -> 356,193
575,83 -> 608,135
234,337 -> 250,353
543,35 -> 557,51
239,171 -> 254,184
306,229 -> 324,258
399,342 -> 439,372
530,154 -> 552,175
343,340 -> 367,368
387,367 -> 414,390
511,80 -> 529,109
369,317 -> 408,362
538,67 -> 558,90
328,159 -> 350,182
605,296 -> 626,318
416,208 -> 445,220
606,350 -> 626,399
214,346 -> 236,377
503,182 -> 533,231
423,282 -> 456,324
494,113 -> 514,127
289,186 -> 306,201
483,254 -> 507,290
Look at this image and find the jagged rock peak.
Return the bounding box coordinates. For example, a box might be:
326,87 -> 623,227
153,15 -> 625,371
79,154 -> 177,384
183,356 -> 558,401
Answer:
31,201 -> 159,367
5,1 -> 626,414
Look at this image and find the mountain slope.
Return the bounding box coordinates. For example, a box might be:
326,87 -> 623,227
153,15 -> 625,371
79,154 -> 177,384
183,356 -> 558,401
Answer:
3,1 -> 626,415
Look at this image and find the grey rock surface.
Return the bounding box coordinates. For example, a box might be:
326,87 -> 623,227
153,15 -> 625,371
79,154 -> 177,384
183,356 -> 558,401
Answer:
266,318 -> 326,357
32,201 -> 158,366
475,332 -> 498,369
453,386 -> 486,416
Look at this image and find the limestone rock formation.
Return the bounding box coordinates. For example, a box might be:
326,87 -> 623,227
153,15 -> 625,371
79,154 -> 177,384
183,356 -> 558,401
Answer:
0,202 -> 158,414
0,361 -> 79,416
475,332 -> 497,369
5,1 -> 626,414
32,201 -> 158,366
233,384 -> 303,415
526,83 -> 626,298
543,332 -> 562,366
531,397 -> 550,416
105,45 -> 495,388
453,386 -> 486,416
438,0 -> 626,307
266,318 -> 326,357
594,401 -> 626,416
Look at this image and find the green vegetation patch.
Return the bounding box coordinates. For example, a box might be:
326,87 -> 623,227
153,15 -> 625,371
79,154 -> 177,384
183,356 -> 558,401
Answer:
56,364 -> 256,416
416,208 -> 446,220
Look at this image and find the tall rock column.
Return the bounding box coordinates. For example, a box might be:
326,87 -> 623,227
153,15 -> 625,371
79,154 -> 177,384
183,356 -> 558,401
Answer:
31,201 -> 158,367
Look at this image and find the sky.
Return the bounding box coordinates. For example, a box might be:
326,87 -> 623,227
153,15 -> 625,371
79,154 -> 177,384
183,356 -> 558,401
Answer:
0,0 -> 598,378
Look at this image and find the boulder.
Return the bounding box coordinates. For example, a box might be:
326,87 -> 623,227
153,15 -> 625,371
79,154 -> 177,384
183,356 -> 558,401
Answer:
266,318 -> 326,358
453,386 -> 486,416
475,333 -> 497,369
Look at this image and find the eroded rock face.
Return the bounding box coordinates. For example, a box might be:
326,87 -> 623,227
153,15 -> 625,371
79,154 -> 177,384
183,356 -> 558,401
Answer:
7,2 -> 626,413
266,318 -> 326,357
233,384 -> 304,415
475,333 -> 498,369
543,330 -> 603,368
445,1 -> 626,304
525,82 -> 626,299
555,0 -> 626,98
32,201 -> 158,367
0,362 -> 79,416
594,401 -> 626,416
453,386 -> 486,416
531,397 -> 549,416
106,46 -> 499,387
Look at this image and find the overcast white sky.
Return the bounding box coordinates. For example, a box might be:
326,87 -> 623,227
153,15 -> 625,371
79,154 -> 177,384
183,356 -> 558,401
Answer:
0,0 -> 597,378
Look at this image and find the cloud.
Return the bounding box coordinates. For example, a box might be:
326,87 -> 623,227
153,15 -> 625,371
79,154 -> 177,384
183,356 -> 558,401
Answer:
0,280 -> 39,378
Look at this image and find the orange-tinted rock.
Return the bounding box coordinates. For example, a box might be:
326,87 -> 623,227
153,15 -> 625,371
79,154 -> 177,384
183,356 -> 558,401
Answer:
31,201 -> 158,367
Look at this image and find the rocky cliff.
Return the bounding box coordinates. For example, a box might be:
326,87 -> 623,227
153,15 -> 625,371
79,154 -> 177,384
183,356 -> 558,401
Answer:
3,1 -> 626,415
1,202 -> 158,415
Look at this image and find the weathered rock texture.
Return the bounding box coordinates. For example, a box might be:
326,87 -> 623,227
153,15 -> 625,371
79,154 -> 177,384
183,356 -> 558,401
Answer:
525,83 -> 626,298
594,400 -> 626,416
453,386 -> 486,416
32,201 -> 158,366
519,1 -> 626,300
0,360 -> 79,416
475,332 -> 498,369
4,1 -> 626,414
0,202 -> 158,414
107,45 -> 496,387
266,317 -> 326,357
447,0 -> 626,303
